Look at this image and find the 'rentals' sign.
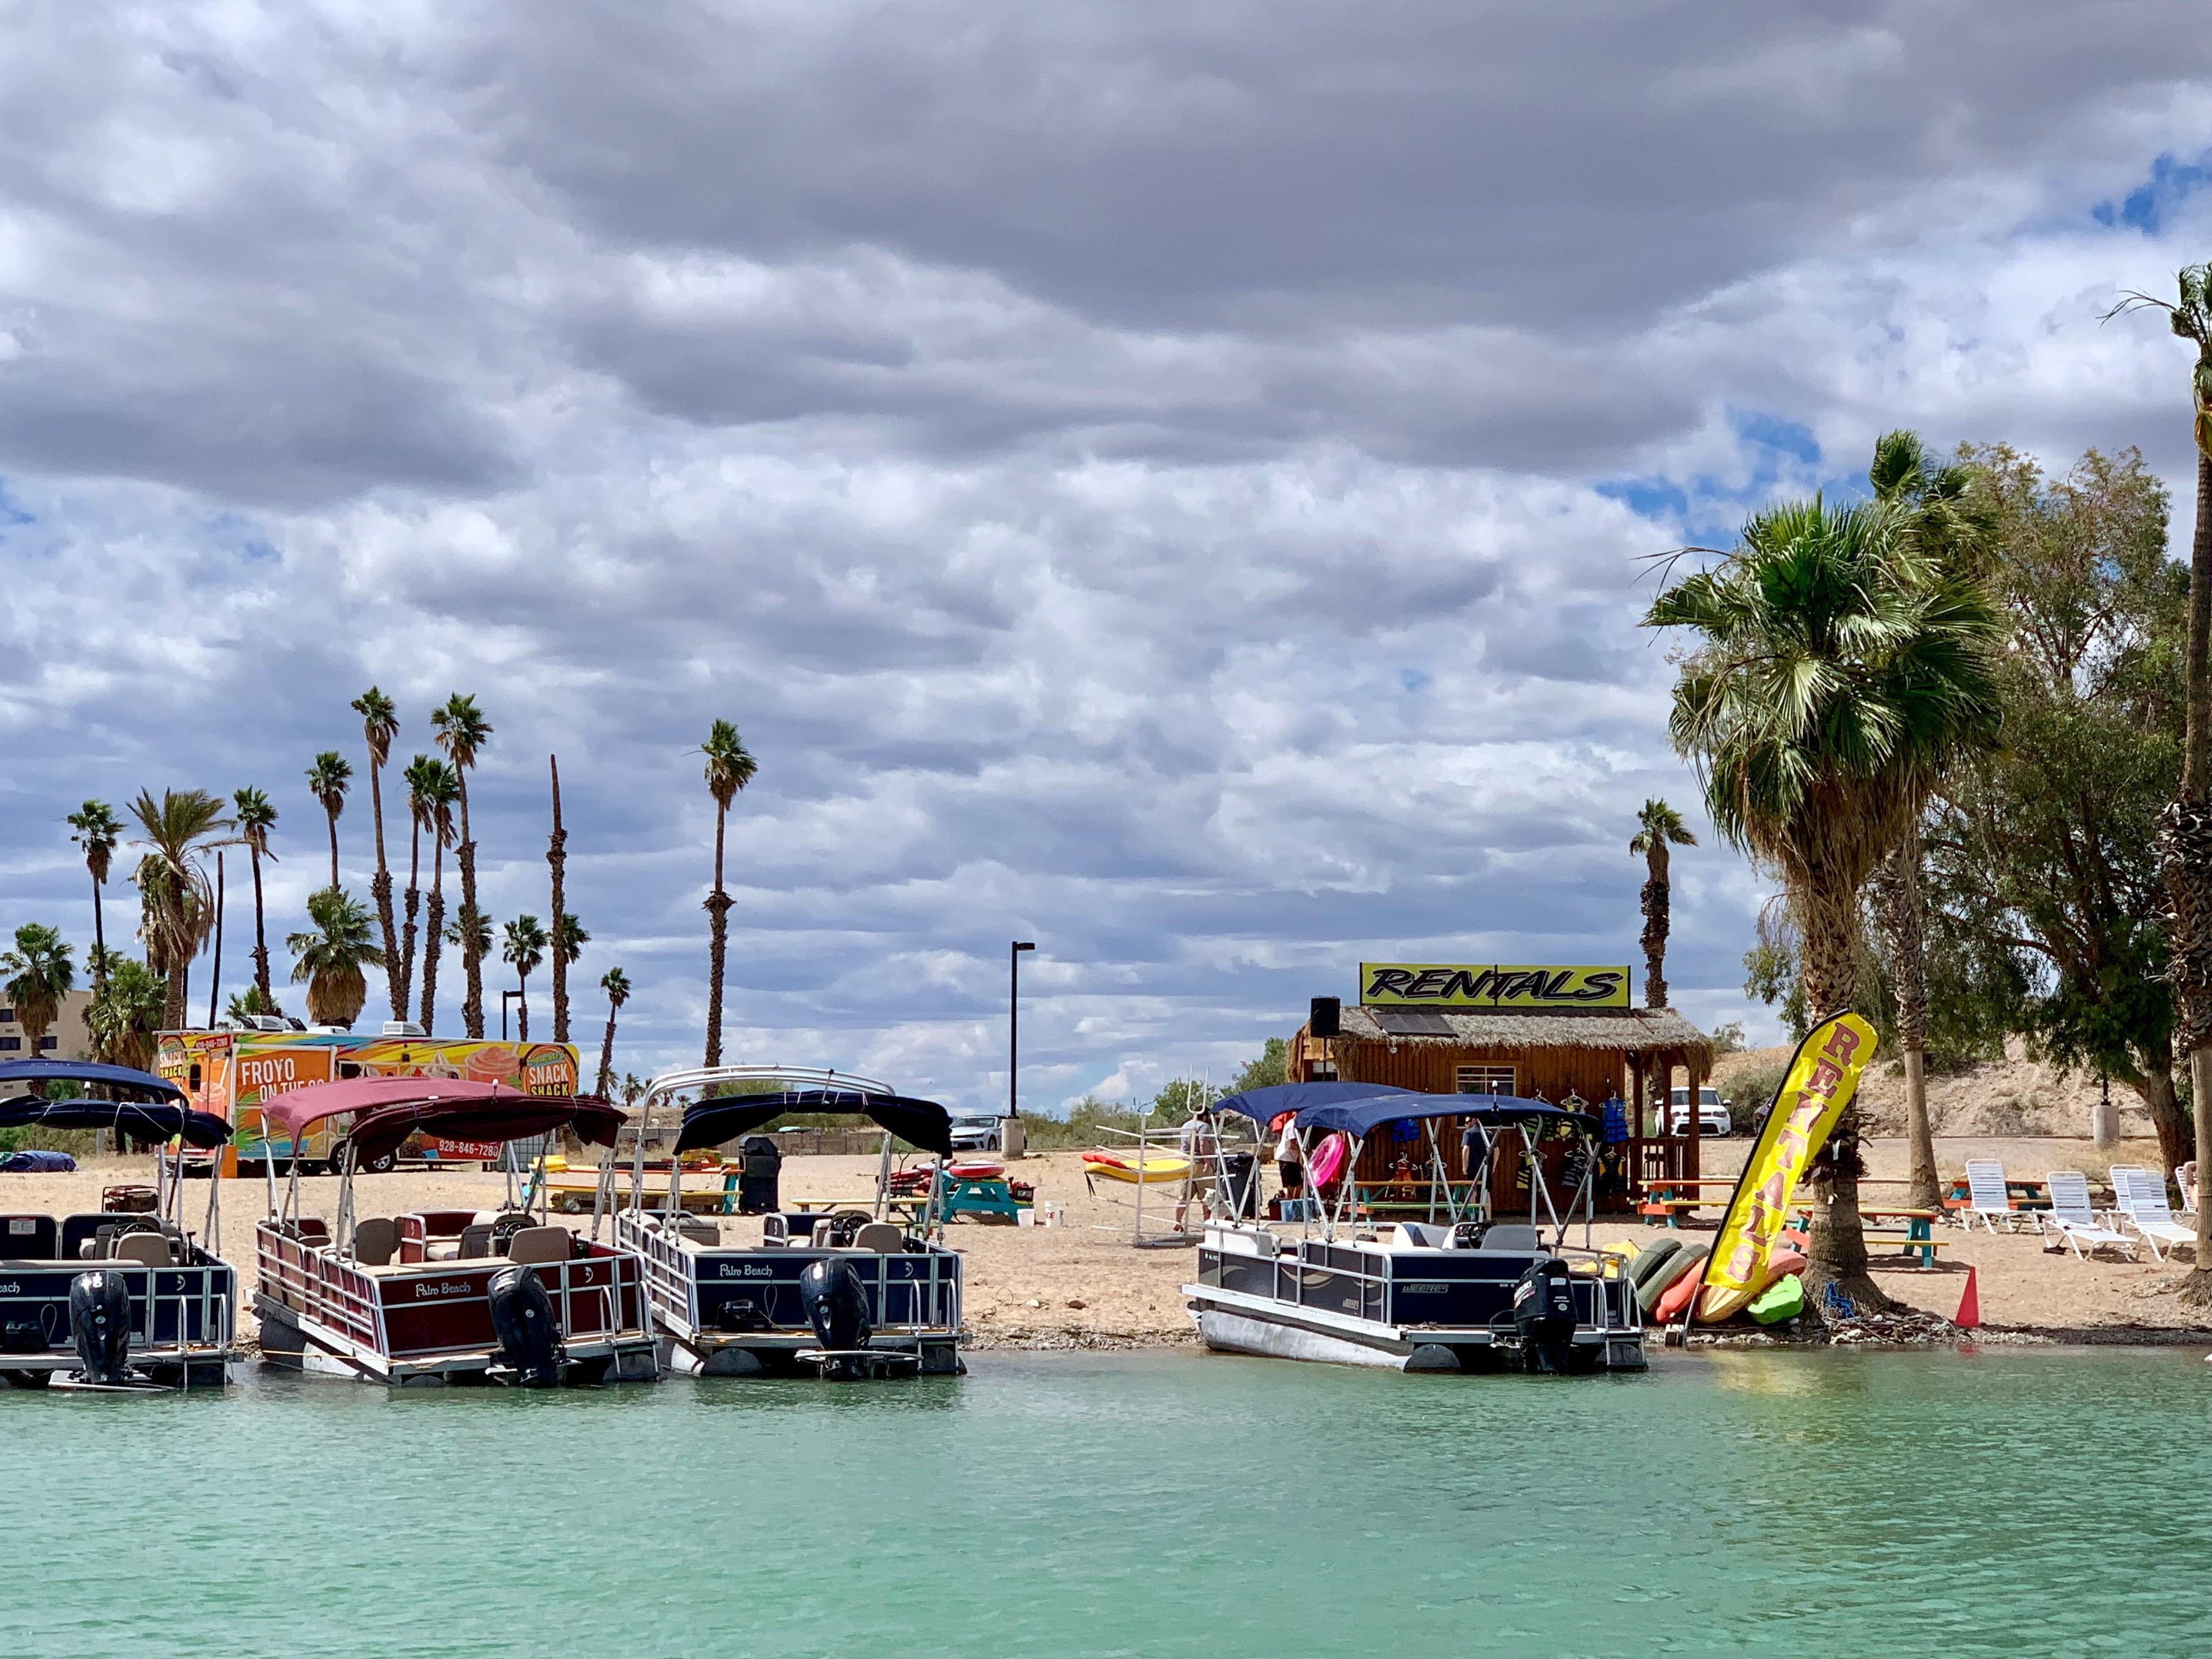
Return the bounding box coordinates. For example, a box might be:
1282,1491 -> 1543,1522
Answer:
1359,963 -> 1631,1011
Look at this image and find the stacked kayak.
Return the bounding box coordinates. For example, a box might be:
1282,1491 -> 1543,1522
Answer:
1627,1238 -> 1811,1329
1080,1151 -> 1191,1184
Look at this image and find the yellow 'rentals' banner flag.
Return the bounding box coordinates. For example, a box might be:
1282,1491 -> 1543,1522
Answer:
1694,1012 -> 1878,1323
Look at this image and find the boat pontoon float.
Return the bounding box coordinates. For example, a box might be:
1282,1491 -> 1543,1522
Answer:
600,1066 -> 965,1380
1183,1082 -> 1646,1374
253,1076 -> 657,1386
0,1059 -> 243,1392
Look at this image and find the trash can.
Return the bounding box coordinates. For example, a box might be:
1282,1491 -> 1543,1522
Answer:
1219,1151 -> 1259,1220
736,1135 -> 783,1215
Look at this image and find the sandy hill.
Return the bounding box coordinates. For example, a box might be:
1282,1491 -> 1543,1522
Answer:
1711,1038 -> 2139,1141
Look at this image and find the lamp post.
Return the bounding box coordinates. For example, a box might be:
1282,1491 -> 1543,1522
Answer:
501,989 -> 524,1042
1010,941 -> 1036,1122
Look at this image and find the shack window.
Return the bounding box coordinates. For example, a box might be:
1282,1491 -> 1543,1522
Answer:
1456,1065 -> 1516,1096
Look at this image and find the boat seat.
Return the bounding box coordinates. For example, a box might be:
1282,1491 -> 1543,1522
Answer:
457,1224 -> 498,1260
850,1222 -> 904,1253
111,1233 -> 174,1267
505,1226 -> 572,1264
1,1214 -> 58,1259
423,1240 -> 462,1262
350,1217 -> 399,1266
1392,1222 -> 1447,1249
1479,1225 -> 1541,1252
675,1217 -> 719,1246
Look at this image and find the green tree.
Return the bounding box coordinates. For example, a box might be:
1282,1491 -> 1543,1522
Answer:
231,786 -> 280,1013
2109,266 -> 2212,1296
2,923 -> 75,1058
415,759 -> 460,1034
501,914 -> 549,1041
595,966 -> 631,1098
66,801 -> 121,997
699,719 -> 759,1067
1924,443 -> 2188,1168
1628,800 -> 1697,1009
226,984 -> 281,1022
1231,1037 -> 1288,1094
351,688 -> 404,1021
128,788 -> 233,1032
305,751 -> 351,891
430,694 -> 493,1038
1646,492 -> 2005,1310
86,953 -> 165,1070
288,887 -> 385,1028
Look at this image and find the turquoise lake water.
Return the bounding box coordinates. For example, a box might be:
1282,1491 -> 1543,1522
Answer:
8,1347 -> 2207,1657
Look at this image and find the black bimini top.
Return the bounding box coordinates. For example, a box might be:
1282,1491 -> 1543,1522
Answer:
1211,1080 -> 1599,1139
0,1097 -> 232,1148
0,1058 -> 184,1101
673,1089 -> 955,1158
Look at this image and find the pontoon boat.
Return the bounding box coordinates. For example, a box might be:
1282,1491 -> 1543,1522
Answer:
1184,1083 -> 1645,1374
0,1059 -> 242,1392
601,1067 -> 965,1379
252,1077 -> 657,1386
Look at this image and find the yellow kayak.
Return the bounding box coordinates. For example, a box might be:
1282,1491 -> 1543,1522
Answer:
1081,1152 -> 1192,1184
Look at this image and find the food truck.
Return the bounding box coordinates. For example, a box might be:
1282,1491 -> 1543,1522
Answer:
157,1027 -> 581,1174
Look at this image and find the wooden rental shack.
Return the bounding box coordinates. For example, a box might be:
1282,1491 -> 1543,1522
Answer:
1285,962 -> 1716,1217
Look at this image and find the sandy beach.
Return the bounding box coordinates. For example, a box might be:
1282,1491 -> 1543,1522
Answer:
9,1135 -> 2209,1351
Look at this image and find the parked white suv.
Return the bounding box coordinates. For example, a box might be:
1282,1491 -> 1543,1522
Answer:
1665,1085 -> 1730,1137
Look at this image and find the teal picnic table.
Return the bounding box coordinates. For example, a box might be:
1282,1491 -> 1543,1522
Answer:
1787,1203 -> 1946,1267
1638,1178 -> 1739,1227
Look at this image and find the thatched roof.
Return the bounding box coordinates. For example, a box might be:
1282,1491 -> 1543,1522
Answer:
1334,1003 -> 1713,1062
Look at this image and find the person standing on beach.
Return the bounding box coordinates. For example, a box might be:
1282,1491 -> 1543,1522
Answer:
1175,1103 -> 1220,1229
1272,1112 -> 1304,1211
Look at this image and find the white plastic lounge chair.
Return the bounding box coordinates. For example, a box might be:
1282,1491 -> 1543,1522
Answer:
2108,1166 -> 2198,1262
1961,1160 -> 2020,1232
2041,1171 -> 2135,1261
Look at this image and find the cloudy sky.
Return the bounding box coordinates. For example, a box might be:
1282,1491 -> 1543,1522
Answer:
4,3 -> 2211,1109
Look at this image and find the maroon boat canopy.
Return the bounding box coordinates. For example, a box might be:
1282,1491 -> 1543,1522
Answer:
261,1076 -> 624,1165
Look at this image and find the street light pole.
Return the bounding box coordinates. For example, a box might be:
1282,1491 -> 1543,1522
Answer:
1010,941 -> 1036,1121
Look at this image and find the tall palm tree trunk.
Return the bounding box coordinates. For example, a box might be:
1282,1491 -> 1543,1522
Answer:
89,874 -> 105,990
704,804 -> 730,1067
1639,843 -> 1669,1007
325,814 -> 339,891
1871,824 -> 1941,1209
400,821 -> 421,1022
597,1005 -> 619,1099
458,779 -> 483,1039
248,846 -> 272,1007
517,969 -> 530,1042
2171,446 -> 2212,1297
422,843 -> 446,1036
1797,892 -> 1890,1315
369,759 -> 402,1021
548,756 -> 569,1043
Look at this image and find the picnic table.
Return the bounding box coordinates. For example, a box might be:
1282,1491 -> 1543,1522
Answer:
1786,1203 -> 1946,1267
1638,1177 -> 1740,1227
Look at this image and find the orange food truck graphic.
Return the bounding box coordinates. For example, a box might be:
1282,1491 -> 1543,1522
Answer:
158,1032 -> 579,1172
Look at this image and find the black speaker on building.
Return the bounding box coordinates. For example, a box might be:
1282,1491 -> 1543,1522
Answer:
1310,996 -> 1341,1039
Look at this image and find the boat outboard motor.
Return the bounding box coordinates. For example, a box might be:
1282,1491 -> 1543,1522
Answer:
800,1256 -> 873,1379
69,1269 -> 133,1386
1510,1256 -> 1578,1376
487,1266 -> 564,1387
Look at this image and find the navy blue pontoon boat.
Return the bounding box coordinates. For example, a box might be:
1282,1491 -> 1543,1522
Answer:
0,1059 -> 242,1391
1183,1083 -> 1645,1374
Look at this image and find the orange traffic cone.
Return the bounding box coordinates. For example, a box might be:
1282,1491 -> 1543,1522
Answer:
1955,1264 -> 1980,1330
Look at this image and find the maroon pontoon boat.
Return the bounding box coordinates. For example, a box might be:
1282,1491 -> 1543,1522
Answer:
252,1077 -> 657,1387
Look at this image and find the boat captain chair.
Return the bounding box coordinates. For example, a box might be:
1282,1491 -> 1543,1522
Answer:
850,1222 -> 904,1253
350,1217 -> 399,1266
504,1226 -> 573,1264
111,1232 -> 175,1267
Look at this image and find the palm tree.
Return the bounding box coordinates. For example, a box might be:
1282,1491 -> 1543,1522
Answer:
501,914 -> 549,1041
444,908 -> 492,986
2,923 -> 75,1059
399,756 -> 438,1022
128,789 -> 233,1031
66,801 -> 121,997
1645,493 -> 2004,1312
547,754 -> 569,1041
595,967 -> 630,1098
551,911 -> 587,1041
1628,800 -> 1696,1009
287,887 -> 384,1028
619,1071 -> 647,1109
1863,428 -> 1993,1211
431,694 -> 493,1037
351,687 -> 404,1021
87,955 -> 165,1071
305,751 -> 352,891
2109,268 -> 2212,1297
231,787 -> 279,1013
699,719 -> 758,1067
417,760 -> 460,1033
